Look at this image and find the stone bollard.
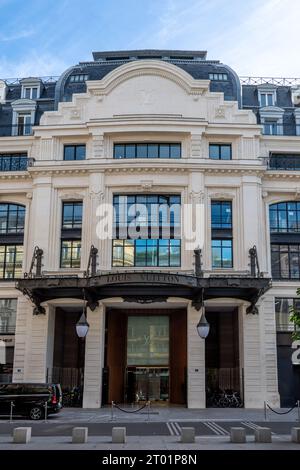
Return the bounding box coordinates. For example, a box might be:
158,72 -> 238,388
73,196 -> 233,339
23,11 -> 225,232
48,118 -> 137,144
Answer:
180,427 -> 195,443
230,427 -> 246,443
254,427 -> 272,443
291,427 -> 300,443
112,427 -> 126,444
13,427 -> 31,444
72,427 -> 88,444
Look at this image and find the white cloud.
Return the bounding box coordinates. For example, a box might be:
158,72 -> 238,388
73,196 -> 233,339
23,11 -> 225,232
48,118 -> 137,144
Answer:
0,29 -> 35,42
0,52 -> 67,78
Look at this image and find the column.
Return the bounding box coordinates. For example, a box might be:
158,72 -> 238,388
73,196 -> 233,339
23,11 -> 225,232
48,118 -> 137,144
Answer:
25,304 -> 52,382
187,303 -> 206,408
12,296 -> 32,382
241,303 -> 264,407
82,303 -> 105,408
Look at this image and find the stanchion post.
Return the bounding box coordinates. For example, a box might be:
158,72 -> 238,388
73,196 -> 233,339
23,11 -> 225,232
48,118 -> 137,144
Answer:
264,401 -> 267,421
297,400 -> 300,422
44,401 -> 48,422
147,401 -> 150,422
10,401 -> 14,423
111,401 -> 114,421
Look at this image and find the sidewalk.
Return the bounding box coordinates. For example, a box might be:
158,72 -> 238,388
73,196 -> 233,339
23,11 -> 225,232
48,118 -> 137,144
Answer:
31,406 -> 299,423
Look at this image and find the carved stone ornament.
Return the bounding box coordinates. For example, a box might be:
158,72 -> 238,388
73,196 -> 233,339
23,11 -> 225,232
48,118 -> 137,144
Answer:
90,186 -> 104,201
189,190 -> 204,203
215,106 -> 226,118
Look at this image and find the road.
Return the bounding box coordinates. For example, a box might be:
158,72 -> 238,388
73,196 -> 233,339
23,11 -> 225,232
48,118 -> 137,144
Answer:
0,420 -> 298,436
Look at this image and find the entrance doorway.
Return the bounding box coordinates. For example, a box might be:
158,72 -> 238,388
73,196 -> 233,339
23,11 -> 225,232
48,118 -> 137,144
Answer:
47,307 -> 85,407
205,308 -> 243,407
104,308 -> 187,405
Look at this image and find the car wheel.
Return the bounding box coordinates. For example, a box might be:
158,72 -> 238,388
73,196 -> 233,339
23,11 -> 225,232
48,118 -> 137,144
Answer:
29,406 -> 43,420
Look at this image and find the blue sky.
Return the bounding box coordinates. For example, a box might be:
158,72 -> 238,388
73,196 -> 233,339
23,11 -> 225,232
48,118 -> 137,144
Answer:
0,0 -> 299,79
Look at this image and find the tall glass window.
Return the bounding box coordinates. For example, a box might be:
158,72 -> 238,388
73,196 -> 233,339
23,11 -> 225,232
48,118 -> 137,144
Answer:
62,202 -> 83,229
0,245 -> 23,278
0,298 -> 17,383
211,201 -> 233,268
112,195 -> 181,267
275,297 -> 300,332
0,204 -> 25,234
270,202 -> 300,233
114,143 -> 181,159
209,144 -> 232,160
60,240 -> 81,268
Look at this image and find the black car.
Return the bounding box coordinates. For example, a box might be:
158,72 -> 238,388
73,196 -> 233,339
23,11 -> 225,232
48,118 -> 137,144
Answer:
0,383 -> 62,420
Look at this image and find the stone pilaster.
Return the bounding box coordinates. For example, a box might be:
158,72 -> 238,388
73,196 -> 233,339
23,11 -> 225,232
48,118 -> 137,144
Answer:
187,303 -> 206,408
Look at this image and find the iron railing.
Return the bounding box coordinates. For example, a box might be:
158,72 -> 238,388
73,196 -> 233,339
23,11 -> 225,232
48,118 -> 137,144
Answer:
261,123 -> 300,136
267,154 -> 300,171
1,76 -> 59,85
240,76 -> 300,86
0,155 -> 34,171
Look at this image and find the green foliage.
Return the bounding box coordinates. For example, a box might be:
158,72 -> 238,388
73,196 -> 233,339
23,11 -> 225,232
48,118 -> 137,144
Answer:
289,287 -> 300,340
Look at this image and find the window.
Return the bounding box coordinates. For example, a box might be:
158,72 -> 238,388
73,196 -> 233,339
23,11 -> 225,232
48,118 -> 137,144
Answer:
259,92 -> 274,107
62,202 -> 83,229
263,120 -> 278,135
17,114 -> 32,136
275,298 -> 300,332
270,202 -> 300,233
209,73 -> 228,81
63,145 -> 86,161
271,244 -> 300,279
0,153 -> 28,172
60,201 -> 82,269
211,200 -> 233,268
114,143 -> 181,159
69,74 -> 89,83
112,239 -> 180,267
23,87 -> 38,100
209,144 -> 232,160
212,239 -> 233,268
112,194 -> 181,267
60,240 -> 81,268
211,201 -> 232,229
0,245 -> 23,278
0,204 -> 25,234
0,298 -> 17,334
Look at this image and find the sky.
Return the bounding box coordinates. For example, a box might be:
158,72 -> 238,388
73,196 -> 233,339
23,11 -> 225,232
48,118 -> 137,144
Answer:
0,0 -> 299,79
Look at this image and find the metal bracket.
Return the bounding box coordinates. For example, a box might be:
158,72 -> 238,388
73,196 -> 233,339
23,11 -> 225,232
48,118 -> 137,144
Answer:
84,245 -> 98,277
24,246 -> 43,278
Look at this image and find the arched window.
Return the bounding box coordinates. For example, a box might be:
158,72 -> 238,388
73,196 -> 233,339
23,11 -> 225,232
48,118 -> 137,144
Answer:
269,201 -> 300,279
0,203 -> 25,279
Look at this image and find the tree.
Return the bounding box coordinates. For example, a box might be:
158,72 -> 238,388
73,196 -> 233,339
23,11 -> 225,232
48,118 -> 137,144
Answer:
290,288 -> 300,340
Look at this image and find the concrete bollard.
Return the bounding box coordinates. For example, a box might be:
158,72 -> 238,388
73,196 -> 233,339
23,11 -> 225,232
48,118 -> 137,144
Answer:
72,427 -> 88,444
180,427 -> 195,443
13,427 -> 31,444
230,427 -> 246,443
291,427 -> 300,443
112,427 -> 126,444
254,427 -> 272,443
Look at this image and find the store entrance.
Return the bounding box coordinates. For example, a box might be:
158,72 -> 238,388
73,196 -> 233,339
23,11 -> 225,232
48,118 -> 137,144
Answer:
104,308 -> 187,405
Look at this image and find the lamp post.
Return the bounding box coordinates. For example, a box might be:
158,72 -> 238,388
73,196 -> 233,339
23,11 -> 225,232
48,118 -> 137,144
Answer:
75,289 -> 89,338
196,289 -> 210,339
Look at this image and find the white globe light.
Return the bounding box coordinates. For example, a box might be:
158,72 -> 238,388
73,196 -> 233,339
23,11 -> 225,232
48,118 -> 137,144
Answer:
196,310 -> 210,339
76,313 -> 89,338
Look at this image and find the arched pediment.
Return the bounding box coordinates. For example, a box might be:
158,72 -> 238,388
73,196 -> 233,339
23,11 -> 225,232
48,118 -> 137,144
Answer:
87,60 -> 210,98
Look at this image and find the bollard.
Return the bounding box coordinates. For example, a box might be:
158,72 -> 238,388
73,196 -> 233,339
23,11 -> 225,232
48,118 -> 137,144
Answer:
13,427 -> 31,444
230,427 -> 246,443
180,427 -> 195,443
72,427 -> 88,444
291,427 -> 300,443
112,427 -> 126,444
254,427 -> 272,443
147,401 -> 150,422
264,401 -> 267,421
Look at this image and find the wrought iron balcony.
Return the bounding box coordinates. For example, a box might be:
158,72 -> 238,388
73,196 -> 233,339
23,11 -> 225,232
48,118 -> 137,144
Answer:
0,124 -> 33,137
0,155 -> 34,171
263,154 -> 300,171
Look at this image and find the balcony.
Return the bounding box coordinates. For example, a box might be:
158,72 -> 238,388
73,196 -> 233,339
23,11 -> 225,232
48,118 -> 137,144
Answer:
0,124 -> 33,137
262,123 -> 300,136
0,154 -> 34,171
266,154 -> 300,171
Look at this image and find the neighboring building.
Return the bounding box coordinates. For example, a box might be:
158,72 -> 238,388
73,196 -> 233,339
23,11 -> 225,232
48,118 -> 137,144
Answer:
0,50 -> 299,408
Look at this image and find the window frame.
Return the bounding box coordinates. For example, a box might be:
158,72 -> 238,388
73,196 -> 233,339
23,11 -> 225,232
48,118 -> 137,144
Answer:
0,244 -> 23,279
211,239 -> 233,268
0,203 -> 25,235
60,240 -> 81,269
209,143 -> 232,160
63,144 -> 86,161
113,143 -> 181,159
61,201 -> 83,230
112,238 -> 181,267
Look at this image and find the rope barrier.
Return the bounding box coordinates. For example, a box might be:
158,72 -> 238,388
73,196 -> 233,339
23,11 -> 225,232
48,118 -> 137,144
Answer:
112,402 -> 148,413
266,403 -> 297,415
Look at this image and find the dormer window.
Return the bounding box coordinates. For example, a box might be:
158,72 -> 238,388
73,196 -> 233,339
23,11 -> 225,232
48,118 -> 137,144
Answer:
258,87 -> 276,107
23,87 -> 38,100
20,78 -> 42,101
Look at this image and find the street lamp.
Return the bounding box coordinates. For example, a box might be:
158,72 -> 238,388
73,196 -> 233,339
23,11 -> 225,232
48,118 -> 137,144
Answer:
75,289 -> 89,338
196,289 -> 210,339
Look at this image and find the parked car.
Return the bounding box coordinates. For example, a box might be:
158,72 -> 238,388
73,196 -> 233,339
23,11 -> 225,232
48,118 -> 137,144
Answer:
0,383 -> 62,420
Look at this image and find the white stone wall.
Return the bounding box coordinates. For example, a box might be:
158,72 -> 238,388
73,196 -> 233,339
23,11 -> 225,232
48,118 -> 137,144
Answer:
187,303 -> 206,408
